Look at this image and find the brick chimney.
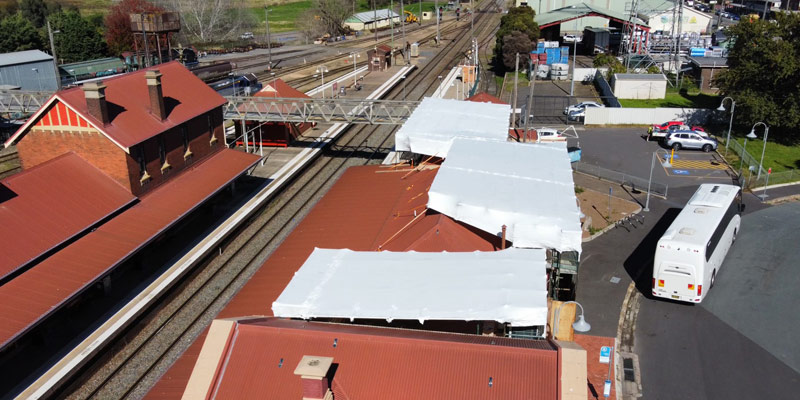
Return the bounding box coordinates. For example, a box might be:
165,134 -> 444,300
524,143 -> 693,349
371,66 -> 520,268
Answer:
82,81 -> 109,125
145,70 -> 166,121
293,356 -> 334,400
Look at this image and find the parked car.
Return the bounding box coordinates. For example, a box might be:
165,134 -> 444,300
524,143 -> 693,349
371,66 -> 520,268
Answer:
649,123 -> 706,140
567,109 -> 586,121
240,32 -> 254,40
535,127 -> 566,141
652,121 -> 686,132
666,131 -> 718,152
564,101 -> 604,115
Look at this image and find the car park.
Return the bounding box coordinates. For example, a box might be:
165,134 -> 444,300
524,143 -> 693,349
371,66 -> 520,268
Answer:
564,101 -> 604,115
666,131 -> 718,152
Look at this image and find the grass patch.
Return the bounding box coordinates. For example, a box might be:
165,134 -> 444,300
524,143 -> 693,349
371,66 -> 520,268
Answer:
722,136 -> 800,174
618,87 -> 720,108
252,1 -> 438,33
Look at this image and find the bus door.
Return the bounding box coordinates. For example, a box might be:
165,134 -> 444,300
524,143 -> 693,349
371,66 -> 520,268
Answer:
655,263 -> 700,300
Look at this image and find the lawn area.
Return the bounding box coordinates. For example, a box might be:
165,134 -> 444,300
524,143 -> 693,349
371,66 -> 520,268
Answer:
618,87 -> 720,109
252,1 -> 438,33
722,136 -> 800,175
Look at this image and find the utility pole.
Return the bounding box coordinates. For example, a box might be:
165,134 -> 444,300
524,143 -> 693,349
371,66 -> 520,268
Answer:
570,40 -> 576,96
762,0 -> 769,19
401,0 -> 407,62
47,20 -> 61,89
391,0 -> 394,49
265,5 -> 272,69
511,53 -> 519,129
524,67 -> 536,140
435,0 -> 440,45
675,0 -> 684,88
374,0 -> 378,42
141,13 -> 150,68
470,0 -> 474,39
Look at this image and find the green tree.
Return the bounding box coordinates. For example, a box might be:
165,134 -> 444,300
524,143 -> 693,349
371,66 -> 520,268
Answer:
0,12 -> 44,52
715,12 -> 800,143
494,6 -> 539,71
49,11 -> 107,63
593,53 -> 626,80
18,0 -> 59,28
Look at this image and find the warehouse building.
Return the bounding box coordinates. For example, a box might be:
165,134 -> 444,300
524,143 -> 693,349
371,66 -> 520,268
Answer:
343,9 -> 401,31
0,50 -> 58,91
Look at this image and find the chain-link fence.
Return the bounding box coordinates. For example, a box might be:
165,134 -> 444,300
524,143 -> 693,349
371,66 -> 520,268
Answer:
572,162 -> 669,198
727,139 -> 800,189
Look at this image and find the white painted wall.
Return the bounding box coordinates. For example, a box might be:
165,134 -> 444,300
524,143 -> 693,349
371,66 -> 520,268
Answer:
612,78 -> 667,99
584,107 -> 716,125
646,8 -> 712,34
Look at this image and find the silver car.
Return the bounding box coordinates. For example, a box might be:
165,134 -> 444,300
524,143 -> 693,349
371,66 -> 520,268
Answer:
666,131 -> 718,152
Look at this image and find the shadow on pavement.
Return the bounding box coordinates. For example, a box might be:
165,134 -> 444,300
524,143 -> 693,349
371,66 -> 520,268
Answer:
623,208 -> 682,298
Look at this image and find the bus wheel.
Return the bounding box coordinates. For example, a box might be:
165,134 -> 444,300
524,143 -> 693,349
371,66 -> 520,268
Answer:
711,270 -> 717,288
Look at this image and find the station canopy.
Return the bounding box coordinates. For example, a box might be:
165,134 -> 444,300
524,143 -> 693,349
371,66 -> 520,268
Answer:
394,97 -> 510,157
427,138 -> 582,253
272,248 -> 548,327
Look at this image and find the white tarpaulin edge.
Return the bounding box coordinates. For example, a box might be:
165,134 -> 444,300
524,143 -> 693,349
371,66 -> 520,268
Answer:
394,97 -> 510,157
427,138 -> 582,253
272,248 -> 548,327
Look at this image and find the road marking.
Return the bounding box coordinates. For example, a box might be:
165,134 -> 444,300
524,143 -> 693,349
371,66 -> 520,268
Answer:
661,157 -> 728,170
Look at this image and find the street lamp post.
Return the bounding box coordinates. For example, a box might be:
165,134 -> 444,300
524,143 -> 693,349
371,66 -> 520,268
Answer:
47,20 -> 61,89
749,122 -> 769,180
717,97 -> 735,155
350,53 -> 360,88
316,66 -> 328,99
645,149 -> 672,212
553,301 -> 591,339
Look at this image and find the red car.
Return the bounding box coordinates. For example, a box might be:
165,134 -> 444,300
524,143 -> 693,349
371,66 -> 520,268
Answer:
652,121 -> 705,132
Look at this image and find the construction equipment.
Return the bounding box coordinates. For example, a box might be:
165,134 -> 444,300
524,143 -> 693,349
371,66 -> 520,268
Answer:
404,10 -> 418,24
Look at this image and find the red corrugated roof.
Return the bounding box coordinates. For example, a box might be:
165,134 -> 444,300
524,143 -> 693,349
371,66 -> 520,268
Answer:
0,152 -> 135,281
146,164 -> 503,399
0,149 -> 260,349
466,92 -> 508,104
200,318 -> 558,399
5,62 -> 226,150
254,78 -> 310,99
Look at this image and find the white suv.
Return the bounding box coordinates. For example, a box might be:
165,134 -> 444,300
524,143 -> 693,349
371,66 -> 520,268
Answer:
666,131 -> 718,152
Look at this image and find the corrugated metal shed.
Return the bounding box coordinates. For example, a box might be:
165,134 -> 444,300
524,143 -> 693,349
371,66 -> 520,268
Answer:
191,318 -> 559,400
145,164 -> 504,399
0,152 -> 136,282
535,3 -> 649,29
5,61 -> 226,151
0,148 -> 260,349
346,9 -> 400,23
0,50 -> 52,67
0,50 -> 58,91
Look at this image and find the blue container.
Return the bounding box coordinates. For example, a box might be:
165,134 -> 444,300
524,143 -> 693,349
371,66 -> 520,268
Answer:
537,42 -> 545,50
560,56 -> 569,63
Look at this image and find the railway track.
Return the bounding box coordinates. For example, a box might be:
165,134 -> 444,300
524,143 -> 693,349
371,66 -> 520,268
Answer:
62,2 -> 502,398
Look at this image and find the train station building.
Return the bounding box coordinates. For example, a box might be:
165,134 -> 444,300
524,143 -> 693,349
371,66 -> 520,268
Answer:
0,62 -> 260,395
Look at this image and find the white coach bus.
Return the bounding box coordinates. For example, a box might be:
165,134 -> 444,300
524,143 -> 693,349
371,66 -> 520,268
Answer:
652,184 -> 742,303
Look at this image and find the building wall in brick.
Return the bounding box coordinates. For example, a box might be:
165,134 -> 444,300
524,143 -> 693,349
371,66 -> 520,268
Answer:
16,99 -> 225,196
126,108 -> 225,196
17,128 -> 132,192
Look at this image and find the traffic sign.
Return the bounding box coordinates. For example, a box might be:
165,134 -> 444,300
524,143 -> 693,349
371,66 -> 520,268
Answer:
600,346 -> 611,363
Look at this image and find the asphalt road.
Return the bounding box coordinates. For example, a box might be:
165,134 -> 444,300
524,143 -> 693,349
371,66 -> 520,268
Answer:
574,125 -> 797,398
636,202 -> 800,399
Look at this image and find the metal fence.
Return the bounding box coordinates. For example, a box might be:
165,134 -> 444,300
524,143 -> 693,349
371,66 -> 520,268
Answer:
727,139 -> 800,189
572,162 -> 669,198
592,70 -> 621,108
